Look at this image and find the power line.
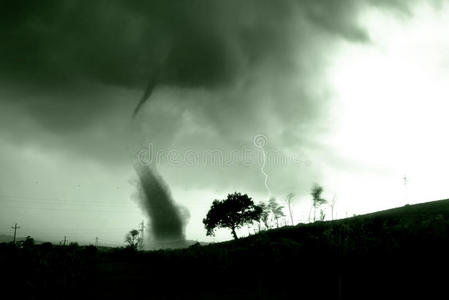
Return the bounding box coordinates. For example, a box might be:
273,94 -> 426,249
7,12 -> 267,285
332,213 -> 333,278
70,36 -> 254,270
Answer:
0,194 -> 137,208
0,196 -> 135,207
0,194 -> 61,201
0,204 -> 138,214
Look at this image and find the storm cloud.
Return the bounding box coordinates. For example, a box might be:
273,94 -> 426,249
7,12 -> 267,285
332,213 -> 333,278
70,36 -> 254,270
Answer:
0,0 -> 368,86
0,0 -> 428,242
0,0 -> 414,137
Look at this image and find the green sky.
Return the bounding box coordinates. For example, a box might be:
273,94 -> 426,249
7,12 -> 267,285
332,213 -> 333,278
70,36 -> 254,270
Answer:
1,0 -> 449,246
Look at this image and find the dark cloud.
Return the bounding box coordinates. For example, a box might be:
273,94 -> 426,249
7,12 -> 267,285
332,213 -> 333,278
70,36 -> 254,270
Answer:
0,0 -> 415,121
0,0 -> 381,88
0,0 -> 419,196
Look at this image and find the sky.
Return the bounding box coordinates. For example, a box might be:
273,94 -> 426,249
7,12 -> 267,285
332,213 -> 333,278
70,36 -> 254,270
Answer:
1,0 -> 449,246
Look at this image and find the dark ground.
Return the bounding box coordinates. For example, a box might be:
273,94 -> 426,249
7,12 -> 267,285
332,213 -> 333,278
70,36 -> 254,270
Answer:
2,199 -> 449,299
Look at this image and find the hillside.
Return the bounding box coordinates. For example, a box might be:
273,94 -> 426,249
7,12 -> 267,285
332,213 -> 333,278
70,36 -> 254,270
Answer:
362,198 -> 449,218
2,198 -> 449,299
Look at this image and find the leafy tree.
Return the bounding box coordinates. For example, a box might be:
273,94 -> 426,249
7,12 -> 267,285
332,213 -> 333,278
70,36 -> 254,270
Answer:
203,192 -> 263,239
309,184 -> 327,222
258,201 -> 271,229
125,229 -> 139,249
18,236 -> 34,248
268,197 -> 285,228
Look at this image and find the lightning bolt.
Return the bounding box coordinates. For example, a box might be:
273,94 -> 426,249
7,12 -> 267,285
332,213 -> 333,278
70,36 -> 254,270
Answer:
254,135 -> 272,197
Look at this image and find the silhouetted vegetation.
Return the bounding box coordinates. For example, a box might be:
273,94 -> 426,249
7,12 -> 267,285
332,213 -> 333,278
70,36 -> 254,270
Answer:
310,184 -> 327,222
267,197 -> 286,227
125,229 -> 139,249
0,241 -> 97,299
203,192 -> 263,239
2,199 -> 449,299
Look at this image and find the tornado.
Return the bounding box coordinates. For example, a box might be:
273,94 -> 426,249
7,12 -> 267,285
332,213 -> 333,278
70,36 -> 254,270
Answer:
132,65 -> 161,118
131,61 -> 186,245
135,163 -> 185,242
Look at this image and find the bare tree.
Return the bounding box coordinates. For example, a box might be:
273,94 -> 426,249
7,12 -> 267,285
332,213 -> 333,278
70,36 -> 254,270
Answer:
330,194 -> 337,221
286,192 -> 295,225
319,208 -> 326,221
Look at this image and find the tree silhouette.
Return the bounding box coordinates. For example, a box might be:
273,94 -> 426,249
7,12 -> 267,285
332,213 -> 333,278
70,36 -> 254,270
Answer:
19,236 -> 34,248
258,201 -> 271,229
310,184 -> 327,222
319,208 -> 326,221
125,229 -> 139,249
268,197 -> 285,228
203,192 -> 263,239
330,194 -> 337,221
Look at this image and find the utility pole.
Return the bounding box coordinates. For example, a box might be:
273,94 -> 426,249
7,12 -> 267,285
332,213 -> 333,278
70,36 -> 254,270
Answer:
95,237 -> 99,247
138,221 -> 145,250
62,236 -> 67,246
403,175 -> 408,204
11,223 -> 20,244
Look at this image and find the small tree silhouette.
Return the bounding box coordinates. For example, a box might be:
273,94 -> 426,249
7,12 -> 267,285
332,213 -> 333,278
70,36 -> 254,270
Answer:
309,184 -> 327,222
203,192 -> 262,239
268,197 -> 285,228
319,209 -> 326,221
258,201 -> 271,229
18,236 -> 34,248
125,229 -> 139,249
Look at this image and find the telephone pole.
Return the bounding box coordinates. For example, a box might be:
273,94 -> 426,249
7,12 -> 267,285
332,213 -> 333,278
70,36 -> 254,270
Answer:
95,237 -> 99,247
138,221 -> 145,250
62,236 -> 67,246
403,175 -> 408,204
11,223 -> 20,244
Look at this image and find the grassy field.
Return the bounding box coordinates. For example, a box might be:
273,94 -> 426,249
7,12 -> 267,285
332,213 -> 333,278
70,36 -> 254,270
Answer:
2,198 -> 449,299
